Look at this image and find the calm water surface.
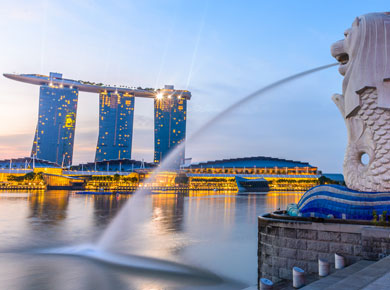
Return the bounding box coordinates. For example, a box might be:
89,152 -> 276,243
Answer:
0,190 -> 302,290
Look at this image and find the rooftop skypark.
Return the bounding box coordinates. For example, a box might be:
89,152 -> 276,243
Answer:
3,72 -> 191,99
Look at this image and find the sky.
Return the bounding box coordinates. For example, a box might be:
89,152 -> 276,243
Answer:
0,0 -> 389,173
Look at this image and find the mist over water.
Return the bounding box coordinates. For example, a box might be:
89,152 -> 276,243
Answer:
97,63 -> 338,250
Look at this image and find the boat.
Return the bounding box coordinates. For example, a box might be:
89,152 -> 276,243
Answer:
235,176 -> 269,194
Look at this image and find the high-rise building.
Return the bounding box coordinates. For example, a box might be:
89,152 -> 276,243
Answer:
154,86 -> 187,168
95,91 -> 135,161
31,75 -> 79,166
4,73 -> 191,167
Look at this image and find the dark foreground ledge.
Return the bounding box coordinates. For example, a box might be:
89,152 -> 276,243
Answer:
258,212 -> 390,284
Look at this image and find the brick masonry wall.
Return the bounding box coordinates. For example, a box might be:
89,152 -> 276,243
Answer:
258,214 -> 390,283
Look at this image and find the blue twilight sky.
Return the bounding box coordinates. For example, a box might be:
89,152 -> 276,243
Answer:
0,0 -> 388,172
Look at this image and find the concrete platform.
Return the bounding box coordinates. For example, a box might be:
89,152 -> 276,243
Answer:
302,256 -> 390,289
301,260 -> 374,289
258,212 -> 390,282
362,272 -> 390,289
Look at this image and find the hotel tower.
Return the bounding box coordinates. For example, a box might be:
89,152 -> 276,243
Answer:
95,91 -> 135,161
4,73 -> 191,166
154,85 -> 187,168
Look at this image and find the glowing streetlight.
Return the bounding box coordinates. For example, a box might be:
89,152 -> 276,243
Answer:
156,93 -> 163,100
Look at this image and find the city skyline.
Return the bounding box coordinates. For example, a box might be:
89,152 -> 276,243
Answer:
1,0 -> 389,172
5,72 -> 190,166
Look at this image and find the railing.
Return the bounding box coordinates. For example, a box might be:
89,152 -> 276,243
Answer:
63,171 -> 134,176
0,169 -> 33,174
186,173 -> 320,178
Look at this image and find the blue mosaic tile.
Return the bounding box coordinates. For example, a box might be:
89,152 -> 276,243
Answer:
294,185 -> 390,220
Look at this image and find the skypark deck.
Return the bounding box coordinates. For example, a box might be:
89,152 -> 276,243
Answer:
3,73 -> 191,99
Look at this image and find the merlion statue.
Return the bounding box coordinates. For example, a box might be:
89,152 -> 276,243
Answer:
295,13 -> 390,220
331,12 -> 390,192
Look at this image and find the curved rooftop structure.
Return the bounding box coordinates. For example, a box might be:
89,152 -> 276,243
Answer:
0,157 -> 60,169
69,158 -> 155,172
183,156 -> 316,169
3,73 -> 191,99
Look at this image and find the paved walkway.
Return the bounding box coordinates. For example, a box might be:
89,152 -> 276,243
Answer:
302,256 -> 390,290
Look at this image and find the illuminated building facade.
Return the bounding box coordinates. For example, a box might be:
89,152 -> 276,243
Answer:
154,86 -> 188,168
182,156 -> 321,191
4,73 -> 191,167
31,75 -> 78,166
183,156 -> 319,175
95,91 -> 135,161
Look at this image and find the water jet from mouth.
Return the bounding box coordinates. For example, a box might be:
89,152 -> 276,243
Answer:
96,62 -> 338,251
38,63 -> 338,281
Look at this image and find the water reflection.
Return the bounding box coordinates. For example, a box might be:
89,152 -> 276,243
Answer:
0,190 -> 302,289
264,191 -> 303,210
151,194 -> 185,233
92,194 -> 130,227
28,191 -> 69,225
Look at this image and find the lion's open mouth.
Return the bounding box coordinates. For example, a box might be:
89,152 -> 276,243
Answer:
335,53 -> 349,65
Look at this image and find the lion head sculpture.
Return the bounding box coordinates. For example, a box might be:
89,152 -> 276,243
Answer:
331,13 -> 390,118
331,13 -> 390,192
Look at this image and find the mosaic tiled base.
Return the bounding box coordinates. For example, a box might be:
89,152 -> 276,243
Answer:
297,185 -> 390,220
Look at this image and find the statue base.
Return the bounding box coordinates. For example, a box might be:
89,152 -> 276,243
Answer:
296,185 -> 390,220
258,211 -> 390,283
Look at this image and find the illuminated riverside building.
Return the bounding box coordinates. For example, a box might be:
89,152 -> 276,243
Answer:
95,91 -> 135,161
182,156 -> 321,191
154,85 -> 190,168
4,73 -> 191,166
0,157 -> 61,189
0,157 -> 338,192
69,159 -> 155,172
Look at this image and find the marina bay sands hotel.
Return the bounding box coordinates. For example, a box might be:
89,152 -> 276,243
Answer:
4,72 -> 191,167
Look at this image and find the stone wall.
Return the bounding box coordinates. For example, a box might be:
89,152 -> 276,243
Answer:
258,213 -> 390,283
